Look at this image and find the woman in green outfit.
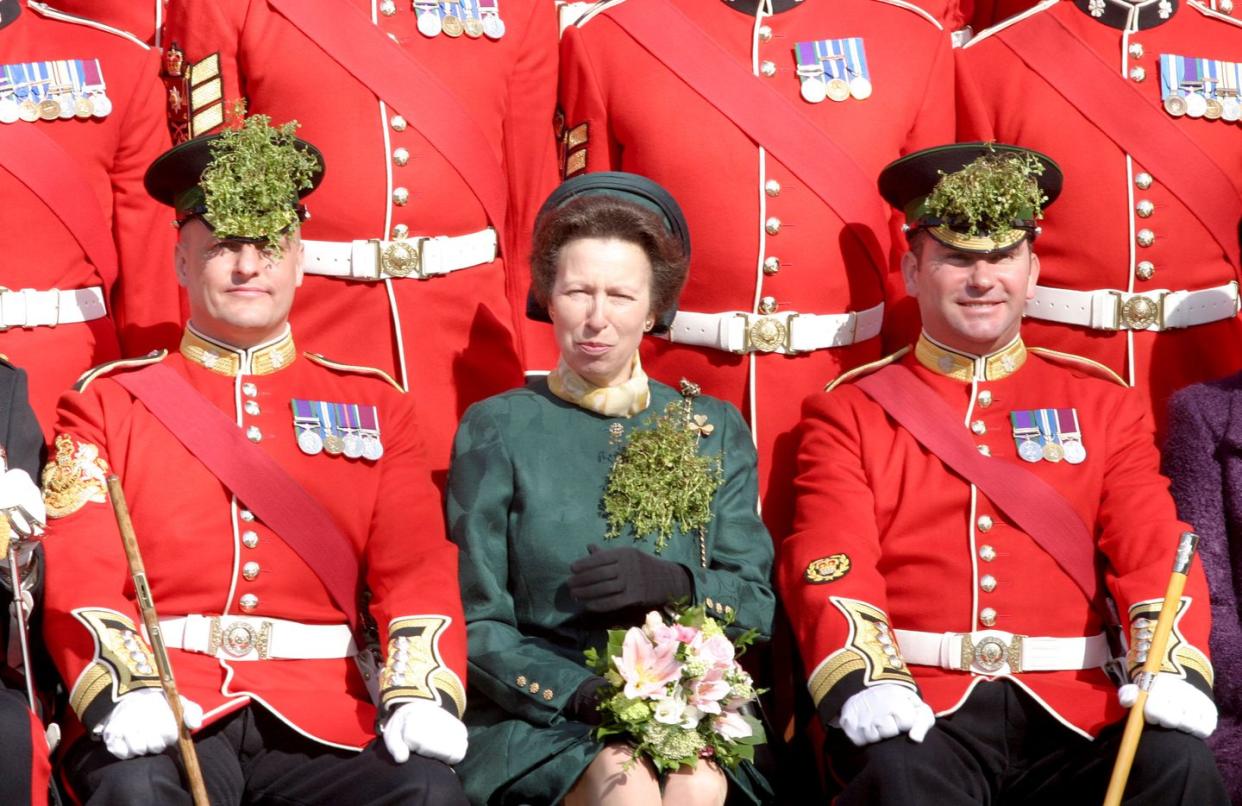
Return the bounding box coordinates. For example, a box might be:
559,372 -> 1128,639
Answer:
448,173 -> 775,805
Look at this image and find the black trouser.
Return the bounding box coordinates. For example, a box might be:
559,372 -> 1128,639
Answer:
63,704 -> 468,806
0,687 -> 45,806
825,680 -> 1227,805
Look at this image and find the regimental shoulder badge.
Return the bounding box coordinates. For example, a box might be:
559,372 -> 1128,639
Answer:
792,37 -> 871,105
41,434 -> 111,518
805,553 -> 851,583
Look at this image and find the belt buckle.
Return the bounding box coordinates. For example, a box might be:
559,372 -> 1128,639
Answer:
378,238 -> 423,279
961,633 -> 1023,673
0,287 -> 10,332
739,312 -> 795,354
208,617 -> 272,660
1112,290 -> 1165,331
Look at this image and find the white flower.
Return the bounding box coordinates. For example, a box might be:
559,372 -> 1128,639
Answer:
654,697 -> 686,725
714,710 -> 753,741
680,704 -> 704,730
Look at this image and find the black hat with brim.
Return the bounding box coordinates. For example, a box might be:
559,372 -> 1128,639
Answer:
526,172 -> 690,332
878,142 -> 1063,254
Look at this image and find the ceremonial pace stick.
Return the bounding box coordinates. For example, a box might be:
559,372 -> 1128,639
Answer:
1103,531 -> 1200,806
4,520 -> 37,710
106,475 -> 210,806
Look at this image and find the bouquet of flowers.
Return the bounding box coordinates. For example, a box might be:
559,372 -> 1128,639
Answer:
583,605 -> 766,772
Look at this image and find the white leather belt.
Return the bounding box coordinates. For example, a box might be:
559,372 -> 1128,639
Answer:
159,615 -> 356,662
0,286 -> 106,330
302,229 -> 497,281
1025,282 -> 1240,332
662,301 -> 884,355
894,628 -> 1110,675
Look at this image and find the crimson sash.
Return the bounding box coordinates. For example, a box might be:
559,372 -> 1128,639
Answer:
0,125 -> 118,287
268,0 -> 508,250
602,0 -> 891,274
114,364 -> 361,631
854,363 -> 1101,603
993,12 -> 1242,268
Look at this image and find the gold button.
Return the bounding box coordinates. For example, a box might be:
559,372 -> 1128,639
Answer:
242,383 -> 258,398
380,0 -> 396,14
980,607 -> 997,627
1129,66 -> 1146,82
1137,228 -> 1155,247
762,256 -> 780,275
977,390 -> 993,408
1136,199 -> 1154,218
977,445 -> 991,457
1136,261 -> 1155,280
977,515 -> 993,532
759,60 -> 777,77
242,561 -> 260,581
390,115 -> 407,132
529,682 -> 540,694
246,426 -> 262,443
1128,42 -> 1144,58
242,530 -> 259,549
244,400 -> 260,416
758,296 -> 778,315
391,223 -> 409,240
393,147 -> 410,167
757,24 -> 772,42
764,179 -> 781,197
765,217 -> 781,235
239,593 -> 259,612
393,187 -> 410,206
970,420 -> 986,435
979,545 -> 996,562
1222,0 -> 1234,12
239,509 -> 255,522
515,675 -> 527,687
1135,172 -> 1153,190
542,689 -> 554,701
705,597 -> 714,608
980,574 -> 997,593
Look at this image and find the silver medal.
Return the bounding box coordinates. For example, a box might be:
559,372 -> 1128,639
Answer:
297,428 -> 324,455
362,435 -> 384,461
848,76 -> 872,100
1062,440 -> 1087,464
417,9 -> 443,37
0,97 -> 18,124
482,14 -> 505,39
1018,439 -> 1044,463
343,433 -> 364,459
800,77 -> 827,104
90,93 -> 112,118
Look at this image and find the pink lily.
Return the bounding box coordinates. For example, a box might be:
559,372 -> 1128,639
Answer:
614,627 -> 682,699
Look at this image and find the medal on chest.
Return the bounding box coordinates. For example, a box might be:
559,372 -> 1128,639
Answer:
792,37 -> 871,105
1009,408 -> 1087,464
1159,53 -> 1242,122
290,399 -> 384,461
0,58 -> 111,125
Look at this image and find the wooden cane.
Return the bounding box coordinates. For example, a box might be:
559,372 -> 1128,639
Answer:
1102,531 -> 1199,806
106,475 -> 210,806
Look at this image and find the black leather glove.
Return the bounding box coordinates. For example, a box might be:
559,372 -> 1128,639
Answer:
566,676 -> 610,725
567,544 -> 692,612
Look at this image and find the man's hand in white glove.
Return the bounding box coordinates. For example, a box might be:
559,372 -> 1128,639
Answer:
0,468 -> 45,539
837,683 -> 936,747
382,699 -> 468,765
97,689 -> 204,760
1118,673 -> 1217,739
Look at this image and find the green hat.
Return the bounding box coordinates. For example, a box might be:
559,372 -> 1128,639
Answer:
144,113 -> 325,254
878,142 -> 1062,254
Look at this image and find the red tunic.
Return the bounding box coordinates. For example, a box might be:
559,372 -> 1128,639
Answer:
165,0 -> 561,473
40,328 -> 466,750
0,4 -> 180,435
957,0 -> 1242,438
779,336 -> 1214,737
558,0 -> 954,536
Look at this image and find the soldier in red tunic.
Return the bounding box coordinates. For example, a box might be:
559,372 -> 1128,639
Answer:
163,0 -> 561,478
958,0 -> 1242,439
0,0 -> 182,435
558,0 -> 954,538
41,120 -> 468,804
780,143 -> 1226,802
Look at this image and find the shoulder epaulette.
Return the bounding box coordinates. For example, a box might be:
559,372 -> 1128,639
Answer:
1027,346 -> 1129,387
28,1 -> 150,49
873,0 -> 943,30
825,346 -> 911,392
305,353 -> 405,392
74,350 -> 168,392
963,0 -> 1058,48
569,0 -> 629,29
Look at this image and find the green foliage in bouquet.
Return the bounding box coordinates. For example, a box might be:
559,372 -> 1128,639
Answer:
924,146 -> 1047,241
602,382 -> 723,553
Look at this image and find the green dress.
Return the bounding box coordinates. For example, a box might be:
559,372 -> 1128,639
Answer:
448,378 -> 776,805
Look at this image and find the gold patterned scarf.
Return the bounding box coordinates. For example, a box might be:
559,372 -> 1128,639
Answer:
548,354 -> 651,418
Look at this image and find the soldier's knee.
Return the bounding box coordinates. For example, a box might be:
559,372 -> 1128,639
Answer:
82,755 -> 191,806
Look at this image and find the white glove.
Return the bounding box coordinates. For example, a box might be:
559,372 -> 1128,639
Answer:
0,468 -> 45,539
97,689 -> 204,760
382,699 -> 468,765
838,683 -> 936,747
1118,673 -> 1217,739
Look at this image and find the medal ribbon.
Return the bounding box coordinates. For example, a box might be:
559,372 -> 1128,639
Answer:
1009,409 -> 1042,451
1038,408 -> 1061,447
1159,53 -> 1181,101
358,405 -> 381,437
1055,407 -> 1082,441
843,37 -> 869,83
